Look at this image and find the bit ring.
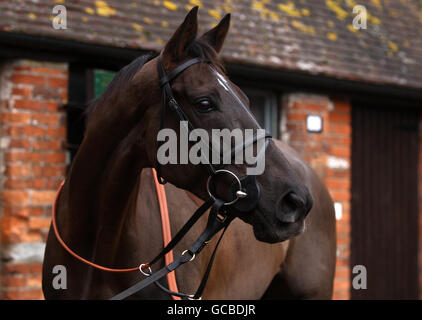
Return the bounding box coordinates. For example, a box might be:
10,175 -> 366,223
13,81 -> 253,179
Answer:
206,169 -> 246,206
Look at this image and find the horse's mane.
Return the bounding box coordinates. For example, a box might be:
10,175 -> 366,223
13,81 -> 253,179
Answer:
85,40 -> 224,124
84,52 -> 158,123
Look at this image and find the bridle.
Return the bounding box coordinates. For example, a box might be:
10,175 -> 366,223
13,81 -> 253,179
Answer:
110,53 -> 272,300
52,52 -> 272,300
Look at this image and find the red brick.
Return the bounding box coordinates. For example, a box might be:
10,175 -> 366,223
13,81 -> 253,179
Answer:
2,288 -> 43,300
336,222 -> 351,234
2,230 -> 42,243
2,276 -> 27,288
60,90 -> 68,101
333,99 -> 351,112
2,205 -> 45,219
325,178 -> 350,190
45,126 -> 66,138
4,179 -> 27,189
287,113 -> 307,121
333,288 -> 350,300
45,101 -> 60,111
45,152 -> 66,163
1,216 -> 27,233
5,151 -> 44,162
28,217 -> 51,230
5,164 -> 31,177
3,206 -> 31,218
11,74 -> 46,86
33,86 -> 62,100
31,113 -> 60,125
11,87 -> 32,98
31,190 -> 57,205
330,124 -> 351,135
4,178 -> 44,190
4,151 -> 28,162
32,165 -> 43,177
331,146 -> 351,158
330,190 -> 351,202
24,125 -> 45,137
335,266 -> 350,279
14,100 -> 44,111
1,112 -> 31,124
302,103 -> 328,112
31,67 -> 65,76
2,263 -> 43,275
286,123 -> 305,131
329,112 -> 351,124
7,178 -> 43,189
27,178 -> 45,189
2,190 -> 29,204
29,206 -> 46,216
45,179 -> 64,190
27,274 -> 42,288
6,125 -> 44,137
32,140 -> 62,151
42,166 -> 66,177
288,133 -> 309,143
47,77 -> 68,88
326,168 -> 350,179
333,279 -> 350,290
12,66 -> 32,72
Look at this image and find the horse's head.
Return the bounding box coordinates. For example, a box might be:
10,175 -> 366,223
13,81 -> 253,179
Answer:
138,7 -> 313,243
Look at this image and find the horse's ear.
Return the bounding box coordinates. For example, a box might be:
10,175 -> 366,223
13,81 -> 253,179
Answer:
162,6 -> 199,61
199,13 -> 230,53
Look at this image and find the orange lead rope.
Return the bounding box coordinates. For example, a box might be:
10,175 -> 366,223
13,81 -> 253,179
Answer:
51,169 -> 180,299
151,168 -> 181,300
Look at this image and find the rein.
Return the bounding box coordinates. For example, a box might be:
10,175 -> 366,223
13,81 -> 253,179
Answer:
51,169 -> 182,298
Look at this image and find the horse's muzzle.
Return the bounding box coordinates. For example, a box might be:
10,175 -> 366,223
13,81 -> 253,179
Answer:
275,189 -> 313,223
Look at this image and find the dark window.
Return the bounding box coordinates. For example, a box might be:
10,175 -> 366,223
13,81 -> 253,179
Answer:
243,88 -> 278,138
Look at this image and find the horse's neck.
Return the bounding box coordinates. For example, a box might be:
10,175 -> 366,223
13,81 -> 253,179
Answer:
58,105 -> 151,266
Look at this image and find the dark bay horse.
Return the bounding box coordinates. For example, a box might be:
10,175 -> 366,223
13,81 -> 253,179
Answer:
42,7 -> 336,299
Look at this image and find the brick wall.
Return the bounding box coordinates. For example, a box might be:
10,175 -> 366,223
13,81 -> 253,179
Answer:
0,60 -> 68,299
281,93 -> 351,300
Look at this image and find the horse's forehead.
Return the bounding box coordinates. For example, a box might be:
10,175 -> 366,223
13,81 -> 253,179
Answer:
211,68 -> 230,92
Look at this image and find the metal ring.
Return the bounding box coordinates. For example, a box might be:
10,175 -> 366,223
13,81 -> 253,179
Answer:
139,264 -> 152,276
188,295 -> 202,300
181,250 -> 196,262
206,169 -> 243,206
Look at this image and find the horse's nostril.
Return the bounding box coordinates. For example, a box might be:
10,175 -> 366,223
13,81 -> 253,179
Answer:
276,192 -> 306,223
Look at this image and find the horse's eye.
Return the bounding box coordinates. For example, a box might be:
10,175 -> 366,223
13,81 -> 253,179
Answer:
194,98 -> 215,113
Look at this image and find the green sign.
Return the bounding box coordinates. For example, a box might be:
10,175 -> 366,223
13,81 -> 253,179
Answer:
94,70 -> 116,98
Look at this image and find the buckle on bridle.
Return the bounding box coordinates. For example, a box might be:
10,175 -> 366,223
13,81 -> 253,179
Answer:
206,169 -> 247,206
139,264 -> 152,277
181,250 -> 196,262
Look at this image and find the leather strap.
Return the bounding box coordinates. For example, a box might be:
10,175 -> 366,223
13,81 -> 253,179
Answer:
110,199 -> 232,300
159,57 -> 203,88
151,168 -> 180,300
155,53 -> 214,185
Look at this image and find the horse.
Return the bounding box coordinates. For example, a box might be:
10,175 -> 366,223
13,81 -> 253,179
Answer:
42,7 -> 336,300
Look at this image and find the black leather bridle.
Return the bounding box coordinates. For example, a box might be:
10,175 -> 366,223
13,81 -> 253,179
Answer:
110,53 -> 271,300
